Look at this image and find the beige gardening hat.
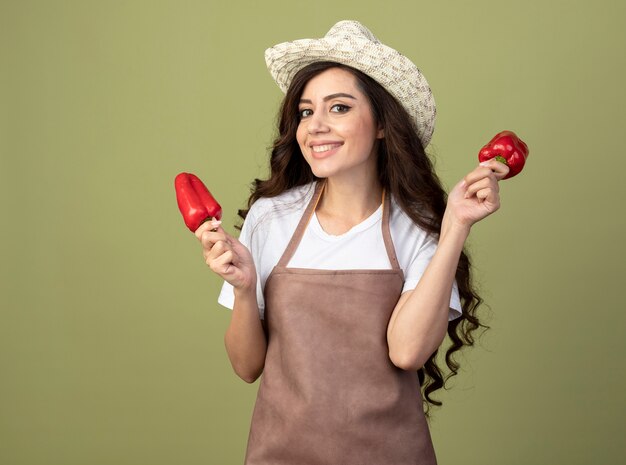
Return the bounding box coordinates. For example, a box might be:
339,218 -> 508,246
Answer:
265,20 -> 436,147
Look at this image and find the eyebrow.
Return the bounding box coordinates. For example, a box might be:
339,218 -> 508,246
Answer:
299,93 -> 357,104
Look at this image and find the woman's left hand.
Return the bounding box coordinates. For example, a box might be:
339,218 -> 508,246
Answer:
445,159 -> 510,229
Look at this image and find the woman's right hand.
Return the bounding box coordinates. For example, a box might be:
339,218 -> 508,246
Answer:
194,220 -> 257,292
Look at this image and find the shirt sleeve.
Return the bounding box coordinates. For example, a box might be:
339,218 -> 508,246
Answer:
217,204 -> 266,319
402,233 -> 463,321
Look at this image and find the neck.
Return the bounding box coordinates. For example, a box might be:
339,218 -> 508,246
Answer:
315,175 -> 383,233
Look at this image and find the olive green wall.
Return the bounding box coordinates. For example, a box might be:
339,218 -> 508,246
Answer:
2,1 -> 624,464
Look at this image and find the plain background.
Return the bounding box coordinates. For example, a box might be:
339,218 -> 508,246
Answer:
2,0 -> 624,464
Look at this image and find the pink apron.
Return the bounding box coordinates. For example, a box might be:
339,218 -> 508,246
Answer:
244,181 -> 437,464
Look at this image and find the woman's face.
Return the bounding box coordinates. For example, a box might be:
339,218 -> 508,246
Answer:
296,67 -> 383,182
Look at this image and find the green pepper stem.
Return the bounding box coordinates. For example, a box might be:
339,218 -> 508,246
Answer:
494,155 -> 508,165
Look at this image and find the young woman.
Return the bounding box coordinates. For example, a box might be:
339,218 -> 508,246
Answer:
195,21 -> 508,464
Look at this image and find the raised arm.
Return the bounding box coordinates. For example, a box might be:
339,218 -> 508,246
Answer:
196,221 -> 267,383
387,159 -> 509,370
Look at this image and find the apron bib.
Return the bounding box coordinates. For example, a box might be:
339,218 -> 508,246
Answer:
244,181 -> 437,465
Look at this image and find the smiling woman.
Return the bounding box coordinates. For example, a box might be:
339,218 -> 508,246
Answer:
194,20 -> 509,464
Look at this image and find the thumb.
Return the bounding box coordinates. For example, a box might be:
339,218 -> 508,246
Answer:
208,219 -> 223,232
226,234 -> 253,261
210,221 -> 250,257
210,220 -> 237,241
210,222 -> 241,249
480,159 -> 510,181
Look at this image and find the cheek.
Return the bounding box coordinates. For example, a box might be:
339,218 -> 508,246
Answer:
348,121 -> 374,145
296,122 -> 306,143
296,124 -> 307,148
346,114 -> 374,136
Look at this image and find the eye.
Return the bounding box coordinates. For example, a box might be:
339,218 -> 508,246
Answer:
330,104 -> 351,113
298,108 -> 313,119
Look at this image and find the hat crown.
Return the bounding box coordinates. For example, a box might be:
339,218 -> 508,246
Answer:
324,20 -> 380,44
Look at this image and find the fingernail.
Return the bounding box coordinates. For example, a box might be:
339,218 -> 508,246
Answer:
211,220 -> 222,228
479,161 -> 490,166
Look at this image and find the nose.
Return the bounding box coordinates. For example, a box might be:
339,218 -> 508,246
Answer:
307,110 -> 330,134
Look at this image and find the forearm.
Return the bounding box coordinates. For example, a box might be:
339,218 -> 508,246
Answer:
224,287 -> 267,383
387,215 -> 470,370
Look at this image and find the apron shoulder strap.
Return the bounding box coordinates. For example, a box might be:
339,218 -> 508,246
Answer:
276,181 -> 324,267
381,190 -> 401,271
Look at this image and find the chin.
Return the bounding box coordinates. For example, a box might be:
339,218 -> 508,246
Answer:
305,160 -> 333,179
309,166 -> 337,179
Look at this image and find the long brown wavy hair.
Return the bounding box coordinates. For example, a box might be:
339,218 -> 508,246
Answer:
239,61 -> 486,412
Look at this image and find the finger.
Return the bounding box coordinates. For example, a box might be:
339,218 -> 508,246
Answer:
200,230 -> 228,250
194,219 -> 225,240
209,220 -> 222,232
206,239 -> 229,260
209,249 -> 236,275
476,187 -> 500,208
463,166 -> 498,187
479,159 -> 510,181
194,220 -> 214,240
464,177 -> 498,199
475,187 -> 491,201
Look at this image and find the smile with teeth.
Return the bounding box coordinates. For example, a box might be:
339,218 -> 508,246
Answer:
312,143 -> 342,153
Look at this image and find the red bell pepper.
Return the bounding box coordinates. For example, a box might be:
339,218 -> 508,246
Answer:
175,173 -> 222,232
478,130 -> 529,179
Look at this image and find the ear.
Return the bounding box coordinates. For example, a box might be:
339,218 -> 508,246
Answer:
376,126 -> 384,139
